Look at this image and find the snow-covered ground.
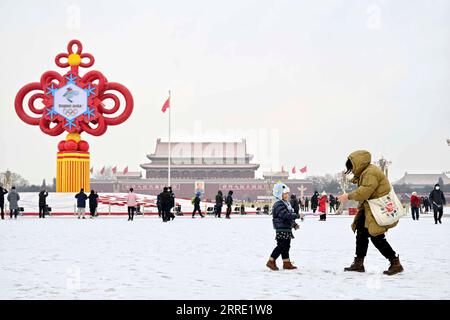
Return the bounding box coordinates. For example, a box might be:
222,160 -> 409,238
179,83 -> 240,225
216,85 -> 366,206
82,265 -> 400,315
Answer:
1,213 -> 449,300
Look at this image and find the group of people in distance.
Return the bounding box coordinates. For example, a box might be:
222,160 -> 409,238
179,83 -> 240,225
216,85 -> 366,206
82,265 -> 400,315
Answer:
156,187 -> 176,222
409,185 -> 446,223
74,188 -> 99,219
0,185 -> 20,219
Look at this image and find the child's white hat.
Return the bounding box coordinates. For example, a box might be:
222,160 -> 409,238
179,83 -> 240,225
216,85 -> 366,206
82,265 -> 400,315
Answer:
273,183 -> 290,199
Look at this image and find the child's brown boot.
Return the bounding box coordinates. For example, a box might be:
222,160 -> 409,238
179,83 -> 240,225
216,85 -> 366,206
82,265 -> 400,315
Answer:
282,260 -> 298,270
266,258 -> 279,271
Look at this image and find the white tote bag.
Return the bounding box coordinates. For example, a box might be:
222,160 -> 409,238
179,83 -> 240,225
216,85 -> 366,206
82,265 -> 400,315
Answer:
368,185 -> 406,226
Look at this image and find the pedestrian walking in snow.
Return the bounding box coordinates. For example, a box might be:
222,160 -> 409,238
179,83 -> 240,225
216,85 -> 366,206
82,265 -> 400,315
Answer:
290,194 -> 304,221
95,191 -> 99,216
423,196 -> 431,214
410,192 -> 420,221
0,184 -> 7,220
88,190 -> 99,218
215,190 -> 224,218
266,183 -> 300,271
75,188 -> 88,219
311,191 -> 319,213
225,190 -> 233,219
192,192 -> 204,218
159,187 -> 172,222
304,197 -> 309,211
329,194 -> 336,213
157,193 -> 162,218
126,188 -> 137,221
319,191 -> 328,221
338,150 -> 404,276
7,186 -> 20,219
429,184 -> 446,224
168,187 -> 176,221
38,189 -> 48,218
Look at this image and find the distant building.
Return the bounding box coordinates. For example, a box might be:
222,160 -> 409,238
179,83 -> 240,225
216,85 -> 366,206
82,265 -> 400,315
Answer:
91,139 -> 313,201
393,172 -> 450,187
141,139 -> 260,180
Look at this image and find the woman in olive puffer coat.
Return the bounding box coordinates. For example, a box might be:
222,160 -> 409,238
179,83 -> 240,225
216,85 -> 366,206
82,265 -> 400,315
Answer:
338,150 -> 404,276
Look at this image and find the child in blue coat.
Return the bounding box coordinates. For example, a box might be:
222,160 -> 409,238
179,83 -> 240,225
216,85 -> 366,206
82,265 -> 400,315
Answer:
266,183 -> 300,271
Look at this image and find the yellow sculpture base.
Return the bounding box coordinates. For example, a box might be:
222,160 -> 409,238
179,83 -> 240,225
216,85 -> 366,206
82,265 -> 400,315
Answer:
56,151 -> 90,192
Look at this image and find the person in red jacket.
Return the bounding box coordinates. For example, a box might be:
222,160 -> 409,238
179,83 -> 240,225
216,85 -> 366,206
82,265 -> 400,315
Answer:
319,191 -> 328,221
410,191 -> 420,221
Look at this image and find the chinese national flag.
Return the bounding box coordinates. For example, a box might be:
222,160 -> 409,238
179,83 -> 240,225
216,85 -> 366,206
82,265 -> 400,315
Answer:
123,166 -> 129,174
292,166 -> 296,174
90,167 -> 93,174
161,96 -> 170,113
112,166 -> 117,174
100,166 -> 105,175
300,166 -> 307,174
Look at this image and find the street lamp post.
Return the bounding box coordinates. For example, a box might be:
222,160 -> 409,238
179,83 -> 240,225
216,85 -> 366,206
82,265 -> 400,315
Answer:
376,157 -> 392,179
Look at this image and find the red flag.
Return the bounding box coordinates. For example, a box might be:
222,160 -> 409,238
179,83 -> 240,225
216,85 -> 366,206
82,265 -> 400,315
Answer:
161,96 -> 170,113
90,167 -> 93,174
100,166 -> 105,175
123,166 -> 129,174
300,166 -> 307,174
112,166 -> 117,174
292,166 -> 296,174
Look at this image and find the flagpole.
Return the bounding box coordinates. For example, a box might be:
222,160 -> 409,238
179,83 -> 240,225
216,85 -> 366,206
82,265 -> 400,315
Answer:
168,90 -> 171,187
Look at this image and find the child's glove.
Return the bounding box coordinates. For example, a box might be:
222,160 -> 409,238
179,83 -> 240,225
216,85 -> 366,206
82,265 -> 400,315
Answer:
293,222 -> 300,230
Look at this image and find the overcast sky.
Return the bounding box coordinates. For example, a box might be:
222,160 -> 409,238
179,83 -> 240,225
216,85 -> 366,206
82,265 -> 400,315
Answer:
0,0 -> 449,185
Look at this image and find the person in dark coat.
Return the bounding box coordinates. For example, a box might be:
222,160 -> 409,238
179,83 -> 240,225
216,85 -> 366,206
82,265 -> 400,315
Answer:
94,191 -> 99,216
0,184 -> 8,220
290,194 -> 300,215
423,196 -> 431,213
38,189 -> 48,218
159,187 -> 171,222
429,184 -> 446,224
192,192 -> 204,218
7,186 -> 20,219
75,188 -> 88,219
304,197 -> 309,211
156,193 -> 162,218
291,194 -> 304,221
225,190 -> 233,219
88,190 -> 99,218
266,183 -> 300,271
168,187 -> 176,221
215,190 -> 224,218
329,194 -> 336,213
310,191 -> 319,213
